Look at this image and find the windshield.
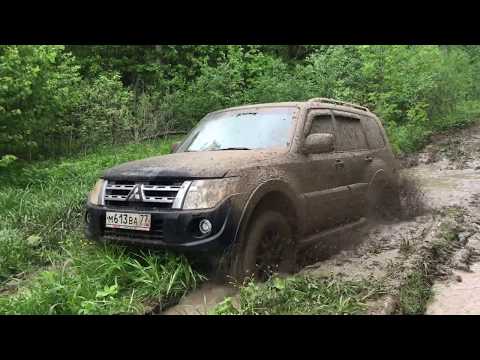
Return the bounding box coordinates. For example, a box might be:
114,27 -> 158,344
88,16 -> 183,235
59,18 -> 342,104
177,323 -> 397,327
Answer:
177,107 -> 297,152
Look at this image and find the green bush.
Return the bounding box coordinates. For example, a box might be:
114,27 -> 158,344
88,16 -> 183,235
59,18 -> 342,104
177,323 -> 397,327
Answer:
68,72 -> 133,152
0,45 -> 81,159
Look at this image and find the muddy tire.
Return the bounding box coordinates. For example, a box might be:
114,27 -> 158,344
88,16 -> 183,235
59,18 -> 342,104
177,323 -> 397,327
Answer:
368,178 -> 402,221
231,211 -> 297,282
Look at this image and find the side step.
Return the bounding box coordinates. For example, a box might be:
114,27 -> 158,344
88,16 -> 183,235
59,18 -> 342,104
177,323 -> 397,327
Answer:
298,217 -> 367,248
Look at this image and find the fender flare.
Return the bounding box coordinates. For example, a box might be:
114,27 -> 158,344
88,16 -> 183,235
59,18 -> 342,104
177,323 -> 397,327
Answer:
367,169 -> 387,195
233,179 -> 305,246
368,165 -> 399,191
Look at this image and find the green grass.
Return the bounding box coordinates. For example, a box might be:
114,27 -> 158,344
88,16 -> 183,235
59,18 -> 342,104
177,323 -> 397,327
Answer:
0,236 -> 203,314
212,275 -> 385,315
398,271 -> 432,315
0,136 -> 204,314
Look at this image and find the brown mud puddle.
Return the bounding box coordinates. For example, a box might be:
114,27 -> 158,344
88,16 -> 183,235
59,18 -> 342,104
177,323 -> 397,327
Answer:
413,125 -> 480,314
427,263 -> 480,315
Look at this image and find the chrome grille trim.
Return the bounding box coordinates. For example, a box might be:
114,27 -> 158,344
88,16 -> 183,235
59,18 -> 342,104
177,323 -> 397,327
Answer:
104,194 -> 129,201
172,181 -> 192,209
143,185 -> 181,191
103,180 -> 190,209
107,184 -> 135,191
99,180 -> 108,206
143,196 -> 176,203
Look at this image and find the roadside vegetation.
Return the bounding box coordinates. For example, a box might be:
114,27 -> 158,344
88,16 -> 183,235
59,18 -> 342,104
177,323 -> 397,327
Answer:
212,275 -> 385,315
0,137 -> 204,314
398,271 -> 432,315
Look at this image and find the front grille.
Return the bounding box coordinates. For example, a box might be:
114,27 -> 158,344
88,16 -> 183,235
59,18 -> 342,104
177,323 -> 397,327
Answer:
103,218 -> 165,242
104,180 -> 189,210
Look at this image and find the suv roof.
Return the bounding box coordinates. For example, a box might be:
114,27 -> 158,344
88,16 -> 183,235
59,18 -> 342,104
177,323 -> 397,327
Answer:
211,98 -> 373,118
306,97 -> 370,112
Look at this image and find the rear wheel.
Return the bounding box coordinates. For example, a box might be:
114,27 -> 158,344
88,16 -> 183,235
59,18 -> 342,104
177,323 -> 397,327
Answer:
233,211 -> 297,282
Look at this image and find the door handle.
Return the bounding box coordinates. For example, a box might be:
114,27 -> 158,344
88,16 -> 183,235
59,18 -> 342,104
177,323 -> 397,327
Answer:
365,156 -> 373,162
335,159 -> 344,168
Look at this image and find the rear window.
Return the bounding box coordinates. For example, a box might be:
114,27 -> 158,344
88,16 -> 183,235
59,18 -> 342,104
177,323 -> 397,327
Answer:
309,114 -> 334,135
334,116 -> 368,151
361,117 -> 385,149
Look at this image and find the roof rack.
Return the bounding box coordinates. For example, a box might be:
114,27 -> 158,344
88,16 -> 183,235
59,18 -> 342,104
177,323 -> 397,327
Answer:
308,97 -> 370,112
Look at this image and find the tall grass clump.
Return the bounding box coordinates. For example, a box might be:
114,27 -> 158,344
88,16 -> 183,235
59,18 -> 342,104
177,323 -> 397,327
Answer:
0,138 -> 180,284
0,228 -> 38,283
0,137 -> 205,314
0,238 -> 204,314
213,275 -> 385,315
398,271 -> 432,315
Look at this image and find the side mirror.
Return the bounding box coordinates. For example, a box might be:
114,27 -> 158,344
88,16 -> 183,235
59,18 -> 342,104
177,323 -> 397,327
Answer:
170,141 -> 181,153
303,133 -> 334,154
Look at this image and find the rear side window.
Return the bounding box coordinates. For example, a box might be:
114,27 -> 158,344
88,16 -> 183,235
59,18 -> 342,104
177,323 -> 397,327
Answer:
309,114 -> 334,135
361,117 -> 385,149
334,115 -> 368,151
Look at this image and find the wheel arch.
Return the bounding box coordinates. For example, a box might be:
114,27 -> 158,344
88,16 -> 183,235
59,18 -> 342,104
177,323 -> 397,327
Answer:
367,165 -> 399,194
367,169 -> 387,194
234,179 -> 305,247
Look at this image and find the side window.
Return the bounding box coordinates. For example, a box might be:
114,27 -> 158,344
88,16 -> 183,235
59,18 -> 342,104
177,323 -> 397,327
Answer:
361,117 -> 385,149
309,114 -> 334,135
334,115 -> 368,151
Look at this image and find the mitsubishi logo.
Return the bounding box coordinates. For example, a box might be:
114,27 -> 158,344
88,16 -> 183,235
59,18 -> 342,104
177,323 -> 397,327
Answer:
127,184 -> 143,202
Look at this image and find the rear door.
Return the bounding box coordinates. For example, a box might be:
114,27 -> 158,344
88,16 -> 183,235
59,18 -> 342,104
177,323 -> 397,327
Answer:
360,114 -> 395,169
359,114 -> 397,205
331,111 -> 371,221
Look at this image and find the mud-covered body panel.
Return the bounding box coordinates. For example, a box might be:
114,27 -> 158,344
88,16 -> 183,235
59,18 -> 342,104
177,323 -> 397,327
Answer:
103,149 -> 291,180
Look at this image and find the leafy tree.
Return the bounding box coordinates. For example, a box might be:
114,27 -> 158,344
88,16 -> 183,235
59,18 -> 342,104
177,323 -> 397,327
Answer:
0,45 -> 81,159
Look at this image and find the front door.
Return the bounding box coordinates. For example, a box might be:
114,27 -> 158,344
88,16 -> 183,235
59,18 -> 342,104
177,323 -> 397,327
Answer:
301,110 -> 351,234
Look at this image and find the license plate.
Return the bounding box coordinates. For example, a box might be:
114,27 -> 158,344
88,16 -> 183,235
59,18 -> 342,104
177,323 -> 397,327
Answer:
105,212 -> 151,231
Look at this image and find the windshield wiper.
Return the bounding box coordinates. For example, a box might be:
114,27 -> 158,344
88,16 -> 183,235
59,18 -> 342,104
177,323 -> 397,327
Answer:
214,147 -> 252,151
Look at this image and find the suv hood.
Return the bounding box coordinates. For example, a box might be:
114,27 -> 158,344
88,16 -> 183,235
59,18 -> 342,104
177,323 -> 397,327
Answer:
102,149 -> 286,181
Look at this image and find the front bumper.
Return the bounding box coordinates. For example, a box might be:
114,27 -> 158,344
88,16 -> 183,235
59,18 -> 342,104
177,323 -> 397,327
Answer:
84,197 -> 241,253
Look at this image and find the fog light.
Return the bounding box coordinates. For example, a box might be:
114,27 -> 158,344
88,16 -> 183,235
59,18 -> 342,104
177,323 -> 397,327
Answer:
199,219 -> 212,235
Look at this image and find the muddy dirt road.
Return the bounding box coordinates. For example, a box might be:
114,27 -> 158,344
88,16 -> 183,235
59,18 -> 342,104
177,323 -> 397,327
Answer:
410,126 -> 480,315
163,123 -> 480,315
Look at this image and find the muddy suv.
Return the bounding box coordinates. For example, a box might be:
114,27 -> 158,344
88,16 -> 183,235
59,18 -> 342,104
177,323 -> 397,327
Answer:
85,98 -> 399,279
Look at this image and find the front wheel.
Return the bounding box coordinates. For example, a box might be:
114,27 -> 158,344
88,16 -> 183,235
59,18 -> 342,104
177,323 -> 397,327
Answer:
234,211 -> 297,282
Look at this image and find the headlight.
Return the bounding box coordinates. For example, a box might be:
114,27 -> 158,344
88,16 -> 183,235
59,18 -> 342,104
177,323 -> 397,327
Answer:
88,179 -> 106,205
181,178 -> 238,210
